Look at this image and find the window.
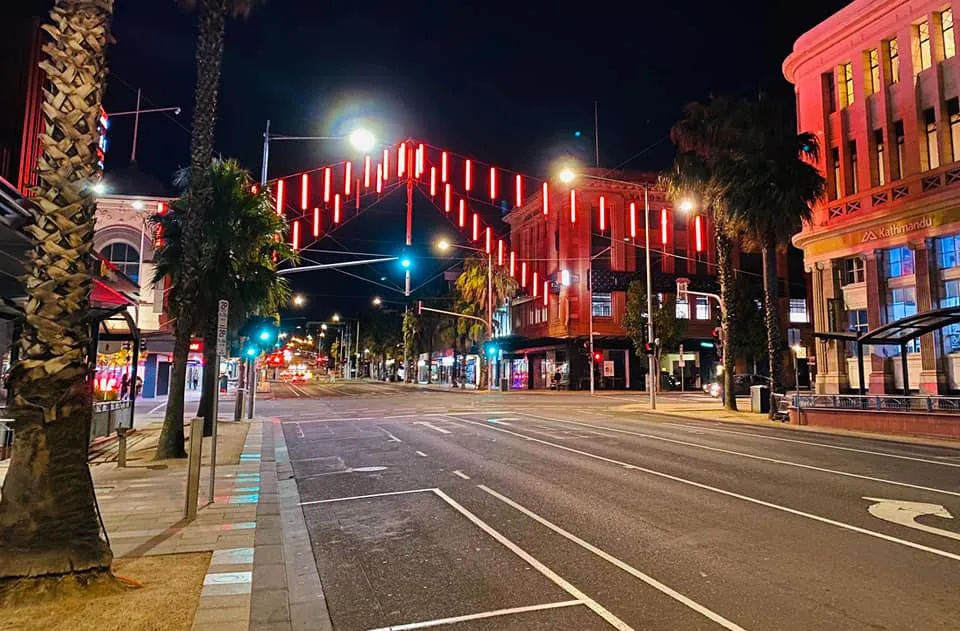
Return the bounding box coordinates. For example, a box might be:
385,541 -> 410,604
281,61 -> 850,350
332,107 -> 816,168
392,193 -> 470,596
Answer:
849,309 -> 869,334
849,140 -> 859,193
943,8 -> 956,58
924,108 -> 940,170
100,242 -> 140,281
888,38 -> 901,82
695,296 -> 710,320
887,286 -> 917,321
942,280 -> 960,352
938,234 -> 960,268
675,248 -> 688,275
592,292 -> 612,318
841,256 -> 865,285
839,62 -> 855,107
950,99 -> 960,163
894,121 -> 905,179
831,147 -> 841,199
789,299 -> 810,323
824,72 -> 837,113
874,129 -> 886,186
919,20 -> 932,71
675,298 -> 689,319
868,48 -> 881,94
885,246 -> 914,278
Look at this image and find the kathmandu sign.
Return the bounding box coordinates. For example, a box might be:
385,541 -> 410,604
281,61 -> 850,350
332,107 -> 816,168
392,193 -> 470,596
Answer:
861,215 -> 934,243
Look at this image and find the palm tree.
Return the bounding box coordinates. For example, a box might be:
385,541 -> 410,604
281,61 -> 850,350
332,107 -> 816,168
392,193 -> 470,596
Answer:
0,0 -> 116,593
719,98 -> 825,416
157,0 -> 263,459
151,159 -> 292,441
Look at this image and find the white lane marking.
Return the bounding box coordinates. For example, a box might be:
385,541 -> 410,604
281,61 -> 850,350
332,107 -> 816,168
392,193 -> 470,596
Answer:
864,497 -> 960,541
487,418 -> 518,425
284,383 -> 302,398
447,416 -> 960,564
299,488 -> 435,506
453,470 -> 471,480
415,450 -> 429,457
294,423 -> 305,439
431,489 -> 633,630
517,413 -> 960,498
365,600 -> 584,631
291,411 -> 513,424
146,401 -> 167,415
416,421 -> 452,434
480,485 -> 747,631
379,427 -> 402,442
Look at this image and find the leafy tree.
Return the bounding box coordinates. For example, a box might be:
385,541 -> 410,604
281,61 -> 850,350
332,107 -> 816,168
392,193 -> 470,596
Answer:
328,339 -> 340,369
0,0 -> 116,595
159,0 -> 265,458
151,159 -> 292,441
623,281 -> 687,386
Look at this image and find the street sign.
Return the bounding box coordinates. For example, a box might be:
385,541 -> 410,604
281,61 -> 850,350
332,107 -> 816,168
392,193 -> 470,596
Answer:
603,361 -> 615,377
216,300 -> 229,356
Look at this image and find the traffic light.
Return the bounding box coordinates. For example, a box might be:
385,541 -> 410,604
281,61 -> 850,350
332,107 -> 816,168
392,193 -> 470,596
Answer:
484,341 -> 498,357
593,352 -> 602,362
644,342 -> 654,354
245,346 -> 259,358
400,257 -> 412,269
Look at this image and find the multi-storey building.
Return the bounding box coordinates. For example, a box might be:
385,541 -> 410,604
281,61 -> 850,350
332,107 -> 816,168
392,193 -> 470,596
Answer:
785,0 -> 960,394
499,169 -> 812,391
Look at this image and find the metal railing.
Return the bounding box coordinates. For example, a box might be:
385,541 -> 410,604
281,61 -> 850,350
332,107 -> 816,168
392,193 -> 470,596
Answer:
91,400 -> 133,440
792,393 -> 960,413
0,406 -> 11,460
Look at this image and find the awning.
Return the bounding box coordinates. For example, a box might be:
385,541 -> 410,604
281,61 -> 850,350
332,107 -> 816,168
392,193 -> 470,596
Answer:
859,306 -> 960,345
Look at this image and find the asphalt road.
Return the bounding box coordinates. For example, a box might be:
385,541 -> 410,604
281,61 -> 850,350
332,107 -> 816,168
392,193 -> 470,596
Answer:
259,381 -> 960,630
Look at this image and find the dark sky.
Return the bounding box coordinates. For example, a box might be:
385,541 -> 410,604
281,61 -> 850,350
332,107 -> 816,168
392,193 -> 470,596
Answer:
97,0 -> 847,325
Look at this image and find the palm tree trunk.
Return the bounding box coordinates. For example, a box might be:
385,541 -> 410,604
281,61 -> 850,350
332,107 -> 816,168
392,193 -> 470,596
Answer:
156,331 -> 189,459
715,223 -> 738,411
197,315 -> 217,436
0,0 -> 115,591
762,231 -> 783,418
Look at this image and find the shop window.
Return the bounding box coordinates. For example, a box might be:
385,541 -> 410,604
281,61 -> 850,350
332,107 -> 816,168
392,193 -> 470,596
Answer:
841,256 -> 865,284
694,296 -> 710,320
885,246 -> 914,278
592,293 -> 612,317
888,38 -> 900,82
942,280 -> 960,352
789,298 -> 809,323
676,298 -> 690,320
100,242 -> 140,281
938,234 -> 960,269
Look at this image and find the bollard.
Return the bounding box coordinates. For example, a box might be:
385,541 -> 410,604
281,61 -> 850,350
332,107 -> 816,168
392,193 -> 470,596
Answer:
234,387 -> 245,421
117,428 -> 127,468
184,417 -> 203,520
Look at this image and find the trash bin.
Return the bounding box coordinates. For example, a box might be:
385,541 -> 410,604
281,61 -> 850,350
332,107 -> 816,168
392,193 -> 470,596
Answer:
499,378 -> 510,391
751,385 -> 770,413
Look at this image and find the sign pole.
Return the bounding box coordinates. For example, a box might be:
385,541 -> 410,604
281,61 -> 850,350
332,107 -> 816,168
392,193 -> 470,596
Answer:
209,299 -> 229,504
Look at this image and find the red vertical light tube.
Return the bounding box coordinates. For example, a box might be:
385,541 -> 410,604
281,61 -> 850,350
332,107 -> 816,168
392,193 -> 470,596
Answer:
323,168 -> 331,203
465,159 -> 473,191
441,151 -> 449,182
661,208 -> 668,245
515,174 -> 522,207
472,213 -> 479,241
497,239 -> 504,266
533,271 -> 539,297
445,184 -> 452,212
509,251 -> 516,277
485,226 -> 492,254
382,149 -> 390,181
345,162 -> 353,196
569,189 -> 576,224
543,280 -> 549,306
376,164 -> 383,194
695,214 -> 704,252
521,261 -> 527,288
355,180 -> 360,209
313,207 -> 320,237
398,142 -> 406,177
300,173 -> 309,210
599,195 -> 606,232
275,179 -> 285,215
458,199 -> 466,227
630,202 -> 637,239
542,182 -> 549,215
292,220 -> 300,251
489,166 -> 497,199
416,143 -> 425,177
430,167 -> 437,196
334,193 -> 341,224
364,156 -> 372,188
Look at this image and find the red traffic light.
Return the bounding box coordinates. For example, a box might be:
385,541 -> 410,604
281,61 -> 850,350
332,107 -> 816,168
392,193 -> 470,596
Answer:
593,352 -> 602,362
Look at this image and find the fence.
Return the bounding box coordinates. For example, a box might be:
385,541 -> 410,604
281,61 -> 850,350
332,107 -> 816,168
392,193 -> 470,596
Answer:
90,400 -> 133,440
792,393 -> 960,414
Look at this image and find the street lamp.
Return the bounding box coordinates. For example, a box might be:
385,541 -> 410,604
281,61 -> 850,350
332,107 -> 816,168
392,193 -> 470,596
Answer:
372,296 -> 383,306
792,344 -> 802,393
435,237 -> 496,389
292,294 -> 306,307
259,121 -> 377,185
321,323 -> 328,330
558,167 -> 657,409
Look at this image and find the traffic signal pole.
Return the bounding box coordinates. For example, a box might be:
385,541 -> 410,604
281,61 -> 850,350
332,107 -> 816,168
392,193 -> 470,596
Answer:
405,142 -> 414,297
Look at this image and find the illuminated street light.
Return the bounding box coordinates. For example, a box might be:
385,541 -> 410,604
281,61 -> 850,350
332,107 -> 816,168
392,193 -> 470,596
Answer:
679,199 -> 696,213
321,323 -> 328,330
436,239 -> 451,251
558,167 -> 576,184
348,128 -> 376,152
92,181 -> 107,195
372,297 -> 383,306
131,199 -> 145,211
332,314 -> 340,322
292,294 -> 306,307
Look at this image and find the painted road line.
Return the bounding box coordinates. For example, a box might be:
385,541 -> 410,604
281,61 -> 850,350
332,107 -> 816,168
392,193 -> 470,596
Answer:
446,416 -> 960,564
365,600 -> 584,631
431,489 -> 633,630
517,413 -> 960,498
379,427 -> 403,442
298,488 -> 436,506
415,450 -> 429,458
453,470 -> 471,480
864,497 -> 960,541
416,421 -> 452,434
290,411 -> 514,424
480,485 -> 747,631
146,401 -> 167,415
294,422 -> 305,439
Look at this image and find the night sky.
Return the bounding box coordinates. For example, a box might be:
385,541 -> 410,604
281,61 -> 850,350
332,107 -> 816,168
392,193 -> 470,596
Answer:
95,0 -> 846,326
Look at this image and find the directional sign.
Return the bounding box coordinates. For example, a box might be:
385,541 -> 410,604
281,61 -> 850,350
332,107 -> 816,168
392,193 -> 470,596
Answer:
216,300 -> 229,356
863,497 -> 960,541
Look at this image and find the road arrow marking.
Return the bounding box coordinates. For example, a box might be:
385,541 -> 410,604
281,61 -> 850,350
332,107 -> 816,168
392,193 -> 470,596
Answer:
863,497 -> 960,541
487,418 -> 517,425
416,421 -> 451,434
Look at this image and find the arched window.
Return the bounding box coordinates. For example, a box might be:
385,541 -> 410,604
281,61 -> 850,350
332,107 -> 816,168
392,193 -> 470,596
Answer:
100,242 -> 140,281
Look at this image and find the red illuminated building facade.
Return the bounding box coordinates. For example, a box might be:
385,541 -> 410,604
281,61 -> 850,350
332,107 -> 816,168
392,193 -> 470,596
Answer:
785,0 -> 960,395
500,169 -> 813,391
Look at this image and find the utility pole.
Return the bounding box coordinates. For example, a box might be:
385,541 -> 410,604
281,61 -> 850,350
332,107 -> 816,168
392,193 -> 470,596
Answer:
405,142 -> 414,296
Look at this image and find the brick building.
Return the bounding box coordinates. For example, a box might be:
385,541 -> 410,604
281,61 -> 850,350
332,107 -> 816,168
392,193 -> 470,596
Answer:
785,0 -> 960,394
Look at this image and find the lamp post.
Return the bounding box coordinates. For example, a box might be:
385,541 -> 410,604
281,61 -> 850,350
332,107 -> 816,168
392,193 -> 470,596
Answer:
259,121 -> 376,186
108,88 -> 181,162
558,168 -> 656,408
437,239 -> 495,390
585,246 -> 611,395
